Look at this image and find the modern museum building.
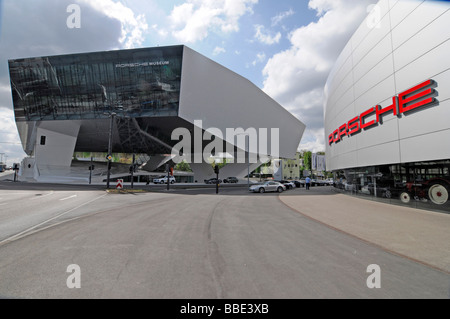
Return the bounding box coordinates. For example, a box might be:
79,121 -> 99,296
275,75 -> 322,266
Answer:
9,45 -> 305,183
324,0 -> 450,211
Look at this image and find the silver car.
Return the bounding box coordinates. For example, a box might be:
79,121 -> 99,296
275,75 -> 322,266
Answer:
249,181 -> 286,193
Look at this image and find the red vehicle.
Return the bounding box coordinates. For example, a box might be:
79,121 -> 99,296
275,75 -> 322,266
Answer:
399,177 -> 450,205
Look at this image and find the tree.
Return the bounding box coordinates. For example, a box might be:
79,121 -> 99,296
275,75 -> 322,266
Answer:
303,151 -> 312,171
299,166 -> 305,178
175,161 -> 192,172
210,158 -> 227,170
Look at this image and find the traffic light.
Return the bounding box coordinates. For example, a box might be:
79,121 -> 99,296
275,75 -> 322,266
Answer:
214,165 -> 219,174
130,164 -> 138,173
89,165 -> 95,171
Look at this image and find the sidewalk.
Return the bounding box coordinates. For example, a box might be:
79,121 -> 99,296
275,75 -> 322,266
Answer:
279,189 -> 450,273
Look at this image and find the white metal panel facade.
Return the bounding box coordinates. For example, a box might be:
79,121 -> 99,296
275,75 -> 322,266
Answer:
324,0 -> 450,171
179,46 -> 305,160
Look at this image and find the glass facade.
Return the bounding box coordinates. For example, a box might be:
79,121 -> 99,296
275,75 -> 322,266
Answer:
333,159 -> 450,213
9,46 -> 183,122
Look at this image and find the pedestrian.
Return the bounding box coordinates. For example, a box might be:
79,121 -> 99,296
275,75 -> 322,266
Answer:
305,176 -> 311,190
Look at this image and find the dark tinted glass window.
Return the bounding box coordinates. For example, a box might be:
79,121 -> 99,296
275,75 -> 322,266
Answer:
9,46 -> 183,122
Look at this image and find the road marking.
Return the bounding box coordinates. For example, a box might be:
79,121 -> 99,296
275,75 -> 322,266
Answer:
60,195 -> 77,201
0,193 -> 107,245
30,191 -> 54,200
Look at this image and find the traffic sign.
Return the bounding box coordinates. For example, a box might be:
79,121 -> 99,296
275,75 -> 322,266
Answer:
116,179 -> 123,190
106,154 -> 113,161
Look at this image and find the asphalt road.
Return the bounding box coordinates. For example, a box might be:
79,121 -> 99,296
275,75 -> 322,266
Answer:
0,181 -> 448,298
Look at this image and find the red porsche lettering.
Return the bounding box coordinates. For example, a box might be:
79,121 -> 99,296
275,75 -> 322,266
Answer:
398,79 -> 435,114
347,116 -> 360,135
328,79 -> 437,146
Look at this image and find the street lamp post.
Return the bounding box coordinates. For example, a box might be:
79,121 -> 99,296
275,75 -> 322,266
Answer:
131,153 -> 135,189
106,112 -> 116,189
246,134 -> 250,189
236,133 -> 250,189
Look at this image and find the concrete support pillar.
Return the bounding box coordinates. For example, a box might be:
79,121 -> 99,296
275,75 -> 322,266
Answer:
33,121 -> 81,181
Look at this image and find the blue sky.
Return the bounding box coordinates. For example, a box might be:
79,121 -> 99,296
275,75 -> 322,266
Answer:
134,0 -> 319,86
0,0 -> 381,165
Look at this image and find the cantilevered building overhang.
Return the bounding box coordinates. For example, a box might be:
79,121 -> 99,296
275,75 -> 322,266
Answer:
8,45 -> 305,182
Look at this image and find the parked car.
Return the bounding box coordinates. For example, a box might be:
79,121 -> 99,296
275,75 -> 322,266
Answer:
367,179 -> 399,199
334,179 -> 348,189
297,179 -> 306,187
153,175 -> 176,184
369,184 -> 397,199
278,180 -> 296,189
326,178 -> 334,186
293,180 -> 304,188
205,178 -> 222,184
249,181 -> 286,193
315,179 -> 327,186
223,177 -> 239,183
344,182 -> 356,191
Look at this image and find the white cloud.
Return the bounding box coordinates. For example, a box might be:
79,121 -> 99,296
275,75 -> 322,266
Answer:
0,0 -> 150,164
78,0 -> 149,49
262,0 -> 377,151
298,130 -> 326,154
254,24 -> 281,45
169,0 -> 258,43
252,52 -> 266,66
0,107 -> 26,165
0,85 -> 12,108
271,8 -> 295,27
152,24 -> 169,37
309,0 -> 339,16
213,46 -> 226,56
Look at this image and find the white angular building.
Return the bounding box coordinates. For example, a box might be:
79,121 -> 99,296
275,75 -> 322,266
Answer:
8,45 -> 305,182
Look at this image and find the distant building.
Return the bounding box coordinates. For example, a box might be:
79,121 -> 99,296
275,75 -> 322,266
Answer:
282,152 -> 302,180
259,152 -> 303,180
